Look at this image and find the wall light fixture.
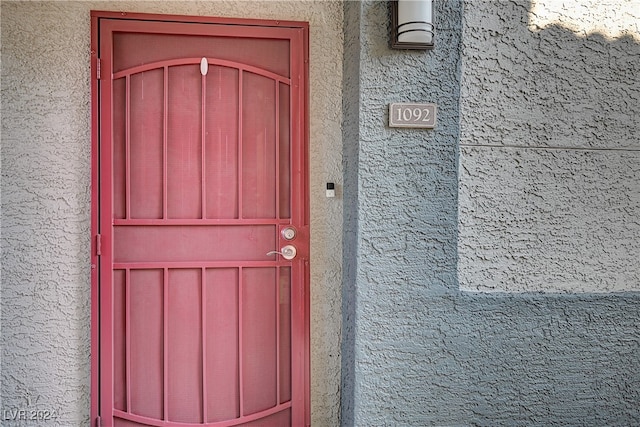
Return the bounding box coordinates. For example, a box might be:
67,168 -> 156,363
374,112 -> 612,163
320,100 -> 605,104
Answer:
391,0 -> 434,50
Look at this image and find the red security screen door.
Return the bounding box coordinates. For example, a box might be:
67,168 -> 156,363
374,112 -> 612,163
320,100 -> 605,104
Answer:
90,12 -> 309,427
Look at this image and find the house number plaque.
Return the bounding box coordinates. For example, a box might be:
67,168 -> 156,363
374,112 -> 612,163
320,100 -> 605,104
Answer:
389,103 -> 437,129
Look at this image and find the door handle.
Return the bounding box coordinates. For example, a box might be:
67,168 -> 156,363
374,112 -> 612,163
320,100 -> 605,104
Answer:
266,245 -> 297,260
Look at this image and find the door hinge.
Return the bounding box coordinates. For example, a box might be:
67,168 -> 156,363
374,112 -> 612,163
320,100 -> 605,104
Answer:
95,415 -> 102,427
96,234 -> 102,256
96,58 -> 101,80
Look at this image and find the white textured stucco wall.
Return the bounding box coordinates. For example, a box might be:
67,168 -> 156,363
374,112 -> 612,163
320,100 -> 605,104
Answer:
1,2 -> 343,426
458,0 -> 640,292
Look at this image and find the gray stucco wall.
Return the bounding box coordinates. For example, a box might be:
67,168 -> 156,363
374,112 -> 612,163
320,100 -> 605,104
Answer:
458,0 -> 640,293
1,1 -> 343,426
342,0 -> 639,425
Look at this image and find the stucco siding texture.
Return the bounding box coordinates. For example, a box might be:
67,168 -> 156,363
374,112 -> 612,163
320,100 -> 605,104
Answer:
343,0 -> 640,425
350,294 -> 640,426
1,1 -> 343,426
458,0 -> 640,292
1,4 -> 93,425
459,148 -> 640,293
339,1 -> 362,426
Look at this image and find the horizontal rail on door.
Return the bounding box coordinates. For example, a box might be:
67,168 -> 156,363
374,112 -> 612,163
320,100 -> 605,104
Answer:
113,219 -> 292,226
113,261 -> 292,269
113,401 -> 292,427
113,57 -> 291,86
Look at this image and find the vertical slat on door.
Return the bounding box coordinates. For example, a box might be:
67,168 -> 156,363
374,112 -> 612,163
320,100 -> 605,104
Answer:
163,67 -> 169,220
163,267 -> 169,421
125,75 -> 131,220
125,268 -> 131,412
238,266 -> 244,417
238,72 -> 244,219
274,87 -> 280,220
275,266 -> 281,404
201,72 -> 207,219
201,267 -> 208,422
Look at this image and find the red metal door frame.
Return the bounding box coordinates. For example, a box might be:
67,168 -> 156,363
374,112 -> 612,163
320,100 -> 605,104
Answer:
90,11 -> 309,427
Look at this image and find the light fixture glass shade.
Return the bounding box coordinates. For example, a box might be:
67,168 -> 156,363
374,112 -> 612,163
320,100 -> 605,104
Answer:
392,0 -> 434,49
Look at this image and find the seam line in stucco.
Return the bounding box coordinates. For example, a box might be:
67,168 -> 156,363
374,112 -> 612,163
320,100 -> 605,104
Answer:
459,143 -> 640,153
